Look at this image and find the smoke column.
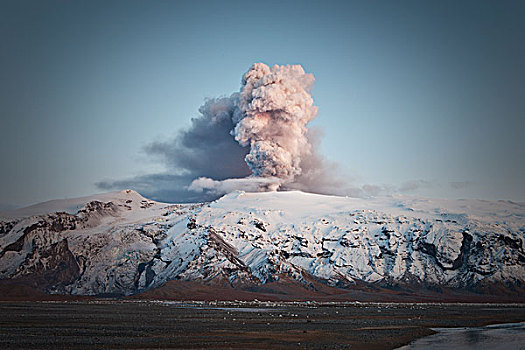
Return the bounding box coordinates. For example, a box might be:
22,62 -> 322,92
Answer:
189,63 -> 319,194
99,63 -> 432,200
233,63 -> 317,181
100,63 -> 411,201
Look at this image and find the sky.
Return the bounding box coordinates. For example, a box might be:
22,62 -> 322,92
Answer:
1,0 -> 524,208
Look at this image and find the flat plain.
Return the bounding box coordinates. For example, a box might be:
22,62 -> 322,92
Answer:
1,301 -> 524,349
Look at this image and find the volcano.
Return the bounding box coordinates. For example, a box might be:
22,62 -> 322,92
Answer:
1,189 -> 524,302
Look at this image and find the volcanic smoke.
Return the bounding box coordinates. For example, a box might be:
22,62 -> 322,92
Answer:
189,63 -> 321,195
98,63 -> 450,201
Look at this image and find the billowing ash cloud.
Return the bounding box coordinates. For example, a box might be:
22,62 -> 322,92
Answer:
189,63 -> 320,194
145,96 -> 251,180
97,96 -> 251,203
233,63 -> 317,180
98,63 -> 371,202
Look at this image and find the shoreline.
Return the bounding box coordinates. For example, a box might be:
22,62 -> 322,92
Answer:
396,321 -> 525,349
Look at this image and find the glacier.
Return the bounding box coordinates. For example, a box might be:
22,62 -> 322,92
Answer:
0,189 -> 523,299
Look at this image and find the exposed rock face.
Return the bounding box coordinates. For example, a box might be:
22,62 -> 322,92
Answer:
0,190 -> 524,298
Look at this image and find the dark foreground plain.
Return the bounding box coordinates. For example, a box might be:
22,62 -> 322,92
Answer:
0,301 -> 524,349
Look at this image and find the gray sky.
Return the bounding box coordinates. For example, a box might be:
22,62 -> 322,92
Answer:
1,0 -> 524,207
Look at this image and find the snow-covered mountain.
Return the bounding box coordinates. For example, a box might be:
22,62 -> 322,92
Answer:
1,190 -> 524,300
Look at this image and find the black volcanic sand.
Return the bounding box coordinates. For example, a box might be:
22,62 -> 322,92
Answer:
0,301 -> 524,349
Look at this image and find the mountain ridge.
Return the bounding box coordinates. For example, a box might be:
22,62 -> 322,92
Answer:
1,189 -> 524,301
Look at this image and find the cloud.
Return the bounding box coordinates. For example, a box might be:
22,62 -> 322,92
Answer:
144,96 -> 251,180
96,173 -> 219,203
97,97 -> 252,202
98,63 -> 346,202
188,176 -> 281,196
232,63 -> 318,182
449,181 -> 471,189
97,63 -> 435,203
399,179 -> 433,193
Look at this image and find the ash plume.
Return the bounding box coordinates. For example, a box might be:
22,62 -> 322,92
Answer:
97,96 -> 251,203
144,96 -> 250,180
189,63 -> 321,194
99,63 -> 359,202
96,61 -> 470,202
233,63 -> 317,181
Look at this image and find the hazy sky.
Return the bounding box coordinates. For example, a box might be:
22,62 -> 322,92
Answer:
1,0 -> 524,207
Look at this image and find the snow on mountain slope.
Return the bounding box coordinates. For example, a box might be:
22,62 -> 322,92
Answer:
0,190 -> 524,298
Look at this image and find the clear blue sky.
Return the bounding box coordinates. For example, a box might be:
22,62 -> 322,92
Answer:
1,0 -> 524,207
